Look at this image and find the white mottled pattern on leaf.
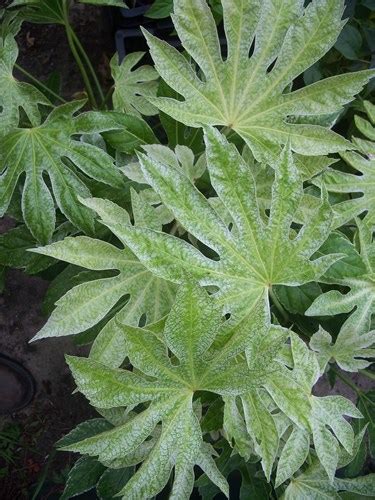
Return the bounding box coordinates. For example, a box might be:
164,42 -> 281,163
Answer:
275,426 -> 310,487
0,102 -> 126,243
31,199 -> 176,366
0,34 -> 49,135
314,102 -> 375,227
307,228 -> 375,336
112,127 -> 339,319
241,389 -> 279,480
144,0 -> 374,161
261,334 -> 362,480
310,327 -> 375,373
62,282 -> 276,499
111,52 -> 159,117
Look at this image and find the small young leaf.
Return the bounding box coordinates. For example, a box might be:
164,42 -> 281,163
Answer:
111,52 -> 159,117
60,456 -> 105,500
310,327 -> 375,373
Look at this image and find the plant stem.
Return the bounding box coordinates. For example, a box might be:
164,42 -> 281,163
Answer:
30,450 -> 56,500
69,28 -> 105,106
332,367 -> 361,395
102,85 -> 114,107
269,287 -> 289,323
15,64 -> 67,104
62,0 -> 98,108
220,126 -> 233,137
359,369 -> 375,381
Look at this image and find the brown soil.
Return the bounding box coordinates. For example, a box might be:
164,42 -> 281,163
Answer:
0,266 -> 94,499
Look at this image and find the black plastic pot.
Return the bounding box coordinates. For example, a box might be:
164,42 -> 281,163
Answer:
0,353 -> 36,414
114,2 -> 176,61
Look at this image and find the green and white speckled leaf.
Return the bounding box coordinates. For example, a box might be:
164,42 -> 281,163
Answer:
284,458 -> 375,499
112,127 -> 339,319
144,0 -> 374,161
122,144 -> 205,187
0,101 -> 127,243
316,150 -> 375,228
110,52 -> 159,117
31,199 -> 176,367
61,282 -> 278,499
311,395 -> 362,481
310,327 -> 375,373
264,334 -> 320,432
307,228 -> 375,336
0,34 -> 49,135
264,334 -> 362,481
241,389 -> 279,480
221,333 -> 362,484
223,397 -> 253,460
334,473 -> 375,497
314,103 -> 375,227
283,459 -> 339,499
275,426 -> 310,487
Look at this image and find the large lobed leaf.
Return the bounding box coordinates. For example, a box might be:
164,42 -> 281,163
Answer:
31,197 -> 176,368
144,0 -> 374,162
108,127 -> 340,319
0,101 -> 127,244
60,282 -> 283,499
61,283 -> 363,495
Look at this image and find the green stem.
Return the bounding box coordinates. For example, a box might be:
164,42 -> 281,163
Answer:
62,0 -> 98,108
220,126 -> 233,137
269,287 -> 289,324
332,367 -> 361,395
30,450 -> 56,500
359,369 -> 375,381
69,28 -> 105,106
15,64 -> 66,104
102,85 -> 114,108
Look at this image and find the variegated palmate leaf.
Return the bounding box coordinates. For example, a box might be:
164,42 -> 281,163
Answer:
310,327 -> 375,373
0,34 -> 49,135
0,101 -> 126,244
314,101 -> 375,227
59,283 -> 284,499
31,197 -> 176,368
60,282 -> 362,492
224,333 -> 362,484
264,334 -> 362,482
144,0 -> 374,162
106,127 -> 340,319
306,223 -> 375,336
284,456 -> 375,499
110,52 -> 159,117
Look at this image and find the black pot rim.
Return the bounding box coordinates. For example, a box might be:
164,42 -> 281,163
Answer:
0,353 -> 36,415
